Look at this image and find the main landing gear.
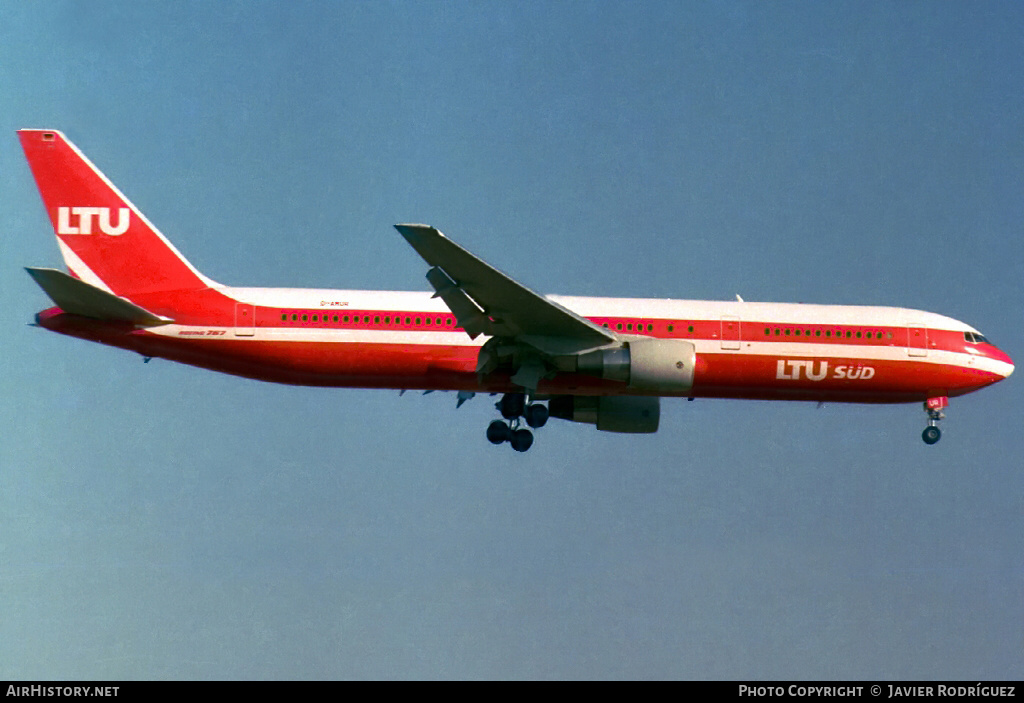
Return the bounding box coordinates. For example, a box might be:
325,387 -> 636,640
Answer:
486,392 -> 549,452
922,396 -> 948,445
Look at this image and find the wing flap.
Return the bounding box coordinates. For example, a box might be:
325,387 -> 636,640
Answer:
425,265 -> 495,339
26,267 -> 173,327
395,224 -> 616,354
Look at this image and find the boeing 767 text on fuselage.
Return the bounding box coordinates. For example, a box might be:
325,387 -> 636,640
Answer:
20,130 -> 1013,451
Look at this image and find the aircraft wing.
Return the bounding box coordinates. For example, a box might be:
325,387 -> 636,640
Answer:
395,224 -> 617,356
26,267 -> 173,327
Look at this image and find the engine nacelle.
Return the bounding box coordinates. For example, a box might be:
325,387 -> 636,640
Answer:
576,339 -> 696,392
549,395 -> 660,434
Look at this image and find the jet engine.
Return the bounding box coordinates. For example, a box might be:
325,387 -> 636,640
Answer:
548,395 -> 661,433
576,339 -> 696,391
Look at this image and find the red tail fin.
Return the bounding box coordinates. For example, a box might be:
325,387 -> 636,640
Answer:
19,130 -> 216,298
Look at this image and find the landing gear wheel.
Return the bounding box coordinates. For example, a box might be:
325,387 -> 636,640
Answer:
524,403 -> 549,429
922,398 -> 947,445
486,420 -> 511,445
491,395 -> 541,450
499,393 -> 526,419
509,428 -> 534,452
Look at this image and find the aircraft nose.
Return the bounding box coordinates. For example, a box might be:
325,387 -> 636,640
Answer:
991,346 -> 1014,379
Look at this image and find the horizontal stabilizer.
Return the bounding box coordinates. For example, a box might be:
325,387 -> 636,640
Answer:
26,267 -> 173,327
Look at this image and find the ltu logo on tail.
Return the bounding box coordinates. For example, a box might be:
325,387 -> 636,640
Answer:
57,207 -> 130,235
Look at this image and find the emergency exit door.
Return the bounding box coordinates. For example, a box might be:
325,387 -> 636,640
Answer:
234,302 -> 255,336
721,315 -> 741,350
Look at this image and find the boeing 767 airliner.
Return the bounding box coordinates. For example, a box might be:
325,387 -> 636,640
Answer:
20,130 -> 1013,451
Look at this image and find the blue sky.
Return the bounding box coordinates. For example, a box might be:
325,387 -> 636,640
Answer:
1,1 -> 1022,679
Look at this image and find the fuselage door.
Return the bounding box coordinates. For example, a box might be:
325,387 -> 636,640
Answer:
907,325 -> 927,357
721,315 -> 741,350
235,302 -> 255,337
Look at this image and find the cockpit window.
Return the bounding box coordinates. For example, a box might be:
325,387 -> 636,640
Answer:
964,332 -> 991,344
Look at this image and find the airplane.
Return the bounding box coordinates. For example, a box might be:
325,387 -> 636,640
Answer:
19,129 -> 1014,451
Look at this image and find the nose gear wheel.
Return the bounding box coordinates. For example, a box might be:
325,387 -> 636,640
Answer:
922,400 -> 946,445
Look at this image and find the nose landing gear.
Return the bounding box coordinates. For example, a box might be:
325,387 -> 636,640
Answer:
487,393 -> 548,452
922,396 -> 948,445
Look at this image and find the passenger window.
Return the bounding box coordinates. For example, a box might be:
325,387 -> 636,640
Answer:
374,316 -> 380,324
302,314 -> 308,322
